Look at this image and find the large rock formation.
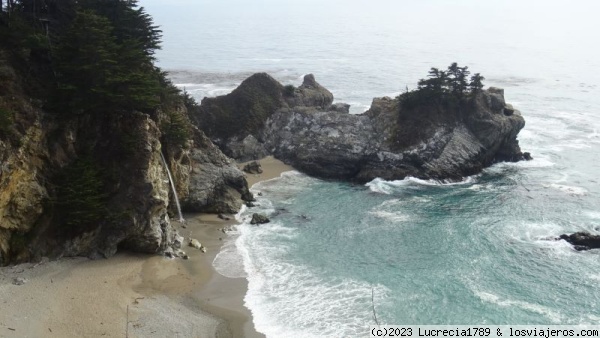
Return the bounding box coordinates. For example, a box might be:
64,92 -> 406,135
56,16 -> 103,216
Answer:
191,73 -> 529,183
190,73 -> 334,161
180,129 -> 252,214
0,54 -> 251,265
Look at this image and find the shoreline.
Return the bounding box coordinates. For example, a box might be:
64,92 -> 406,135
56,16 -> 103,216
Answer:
197,156 -> 295,337
0,156 -> 293,338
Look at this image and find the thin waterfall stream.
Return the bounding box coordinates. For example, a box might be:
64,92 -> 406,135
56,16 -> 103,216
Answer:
159,151 -> 185,223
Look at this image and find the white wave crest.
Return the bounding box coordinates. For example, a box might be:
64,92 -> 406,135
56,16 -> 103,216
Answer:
366,176 -> 475,194
368,210 -> 409,222
545,183 -> 588,196
213,237 -> 246,279
584,211 -> 600,220
473,289 -> 562,323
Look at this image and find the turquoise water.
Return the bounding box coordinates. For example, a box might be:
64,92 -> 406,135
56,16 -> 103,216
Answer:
141,0 -> 600,336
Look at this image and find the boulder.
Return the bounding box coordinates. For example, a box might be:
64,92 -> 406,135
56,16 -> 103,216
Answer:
250,213 -> 270,225
328,103 -> 351,114
285,74 -> 334,109
188,238 -> 202,250
243,161 -> 263,174
225,135 -> 268,162
558,232 -> 600,251
12,277 -> 27,286
217,214 -> 231,221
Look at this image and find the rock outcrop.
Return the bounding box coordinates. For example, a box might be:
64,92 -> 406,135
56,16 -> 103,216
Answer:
180,129 -> 252,214
191,73 -> 529,183
242,161 -> 263,174
0,54 -> 251,265
558,232 -> 600,251
191,73 -> 334,161
250,213 -> 270,225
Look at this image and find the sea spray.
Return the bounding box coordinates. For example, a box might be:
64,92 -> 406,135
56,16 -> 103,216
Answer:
159,151 -> 185,223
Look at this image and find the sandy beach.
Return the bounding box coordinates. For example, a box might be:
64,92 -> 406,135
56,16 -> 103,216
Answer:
0,156 -> 293,338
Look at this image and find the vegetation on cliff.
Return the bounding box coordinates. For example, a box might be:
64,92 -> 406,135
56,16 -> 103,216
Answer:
393,63 -> 487,149
399,63 -> 485,109
192,73 -> 286,141
0,1 -> 201,262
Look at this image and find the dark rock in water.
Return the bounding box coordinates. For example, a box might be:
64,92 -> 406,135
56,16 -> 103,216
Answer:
299,214 -> 310,221
271,207 -> 289,217
243,161 -> 263,174
250,213 -> 270,225
523,152 -> 533,161
246,201 -> 256,208
558,232 -> 600,251
241,190 -> 255,202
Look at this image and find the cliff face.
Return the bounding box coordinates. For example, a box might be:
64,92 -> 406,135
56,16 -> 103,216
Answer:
0,58 -> 251,265
192,73 -> 529,183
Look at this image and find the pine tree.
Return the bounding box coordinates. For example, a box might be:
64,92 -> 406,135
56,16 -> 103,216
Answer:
446,62 -> 470,98
78,0 -> 161,57
54,10 -> 120,114
54,8 -> 161,114
469,73 -> 485,94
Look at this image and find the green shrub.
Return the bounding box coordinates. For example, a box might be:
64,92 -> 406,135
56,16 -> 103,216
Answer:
162,109 -> 192,149
283,84 -> 296,97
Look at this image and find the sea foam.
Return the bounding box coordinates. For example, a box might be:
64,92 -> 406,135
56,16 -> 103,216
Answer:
238,219 -> 390,338
366,176 -> 476,194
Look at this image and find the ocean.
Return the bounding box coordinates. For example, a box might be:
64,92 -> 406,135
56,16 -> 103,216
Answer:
141,0 -> 600,336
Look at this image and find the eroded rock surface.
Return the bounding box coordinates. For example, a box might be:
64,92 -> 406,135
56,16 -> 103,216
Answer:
192,73 -> 529,183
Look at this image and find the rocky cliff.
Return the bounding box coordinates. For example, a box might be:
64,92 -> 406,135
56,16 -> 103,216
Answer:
192,74 -> 529,183
0,53 -> 251,265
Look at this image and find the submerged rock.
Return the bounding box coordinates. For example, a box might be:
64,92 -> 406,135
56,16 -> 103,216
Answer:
558,232 -> 600,251
250,213 -> 270,225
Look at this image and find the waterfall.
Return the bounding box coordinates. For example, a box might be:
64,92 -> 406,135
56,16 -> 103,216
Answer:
159,151 -> 185,223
